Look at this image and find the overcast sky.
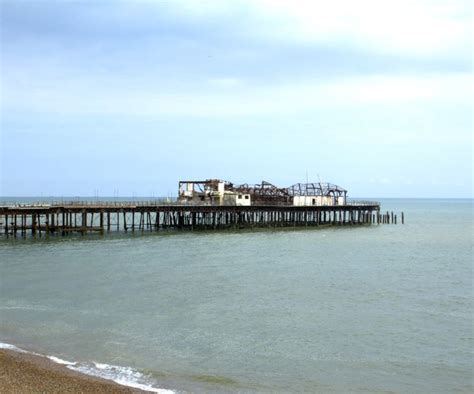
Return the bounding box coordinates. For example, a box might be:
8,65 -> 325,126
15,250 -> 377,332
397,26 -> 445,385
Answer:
1,0 -> 472,197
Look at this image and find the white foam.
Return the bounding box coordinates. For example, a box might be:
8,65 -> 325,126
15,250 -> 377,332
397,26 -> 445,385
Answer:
69,362 -> 174,393
1,342 -> 173,393
0,342 -> 27,353
1,342 -> 73,364
47,355 -> 76,366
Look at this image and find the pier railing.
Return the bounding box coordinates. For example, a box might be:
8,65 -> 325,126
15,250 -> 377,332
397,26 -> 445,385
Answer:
0,199 -> 178,208
1,199 -> 380,209
346,200 -> 380,207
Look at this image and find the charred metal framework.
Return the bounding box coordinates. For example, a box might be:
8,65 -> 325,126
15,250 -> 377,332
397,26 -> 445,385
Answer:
179,179 -> 348,206
233,181 -> 291,205
288,183 -> 347,205
287,183 -> 347,197
178,179 -> 253,206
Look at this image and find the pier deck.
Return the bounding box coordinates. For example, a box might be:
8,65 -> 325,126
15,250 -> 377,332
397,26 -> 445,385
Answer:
0,201 -> 399,237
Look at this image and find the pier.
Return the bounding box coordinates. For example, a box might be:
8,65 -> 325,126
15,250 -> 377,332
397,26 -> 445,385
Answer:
0,200 -> 402,237
0,179 -> 407,237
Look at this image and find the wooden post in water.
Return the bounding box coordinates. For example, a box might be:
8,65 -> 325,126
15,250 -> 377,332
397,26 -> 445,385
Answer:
90,213 -> 94,233
81,210 -> 86,234
401,212 -> 404,224
32,214 -> 36,236
45,214 -> 49,234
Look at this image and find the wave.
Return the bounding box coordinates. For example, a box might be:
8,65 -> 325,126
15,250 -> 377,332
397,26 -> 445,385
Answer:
0,342 -> 174,393
69,362 -> 173,393
0,342 -> 27,352
47,355 -> 77,366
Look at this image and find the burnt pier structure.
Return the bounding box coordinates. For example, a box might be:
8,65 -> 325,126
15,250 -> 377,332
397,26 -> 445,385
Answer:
0,201 -> 401,237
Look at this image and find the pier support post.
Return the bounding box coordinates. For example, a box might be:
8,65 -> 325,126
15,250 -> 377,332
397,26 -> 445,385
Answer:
81,210 -> 87,234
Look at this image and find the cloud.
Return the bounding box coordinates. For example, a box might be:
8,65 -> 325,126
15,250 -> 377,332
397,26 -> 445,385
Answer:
208,77 -> 243,88
1,0 -> 471,117
3,0 -> 471,57
251,0 -> 471,56
3,67 -> 470,117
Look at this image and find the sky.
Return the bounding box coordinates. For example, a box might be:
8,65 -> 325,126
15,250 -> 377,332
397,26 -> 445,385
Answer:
1,0 -> 472,198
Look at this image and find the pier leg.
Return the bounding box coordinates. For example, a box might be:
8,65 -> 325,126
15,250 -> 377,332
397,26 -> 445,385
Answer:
82,210 -> 87,234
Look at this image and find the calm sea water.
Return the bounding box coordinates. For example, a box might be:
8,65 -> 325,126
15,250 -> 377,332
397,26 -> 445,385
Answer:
1,199 -> 472,393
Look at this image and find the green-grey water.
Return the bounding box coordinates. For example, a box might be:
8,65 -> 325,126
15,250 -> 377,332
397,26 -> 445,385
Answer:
1,199 -> 472,393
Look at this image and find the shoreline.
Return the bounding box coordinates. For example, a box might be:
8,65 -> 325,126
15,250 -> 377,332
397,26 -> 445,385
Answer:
0,348 -> 151,393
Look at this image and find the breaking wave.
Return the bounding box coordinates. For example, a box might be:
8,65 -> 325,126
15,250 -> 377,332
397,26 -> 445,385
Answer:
0,342 -> 174,393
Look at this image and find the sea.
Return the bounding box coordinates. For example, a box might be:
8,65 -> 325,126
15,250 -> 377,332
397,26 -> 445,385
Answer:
0,198 -> 472,393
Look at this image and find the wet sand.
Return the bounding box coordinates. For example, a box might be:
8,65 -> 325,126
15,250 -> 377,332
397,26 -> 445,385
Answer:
0,349 -> 147,393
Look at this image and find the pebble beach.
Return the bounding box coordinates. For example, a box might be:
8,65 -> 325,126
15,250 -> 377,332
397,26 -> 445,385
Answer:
0,349 -> 147,393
